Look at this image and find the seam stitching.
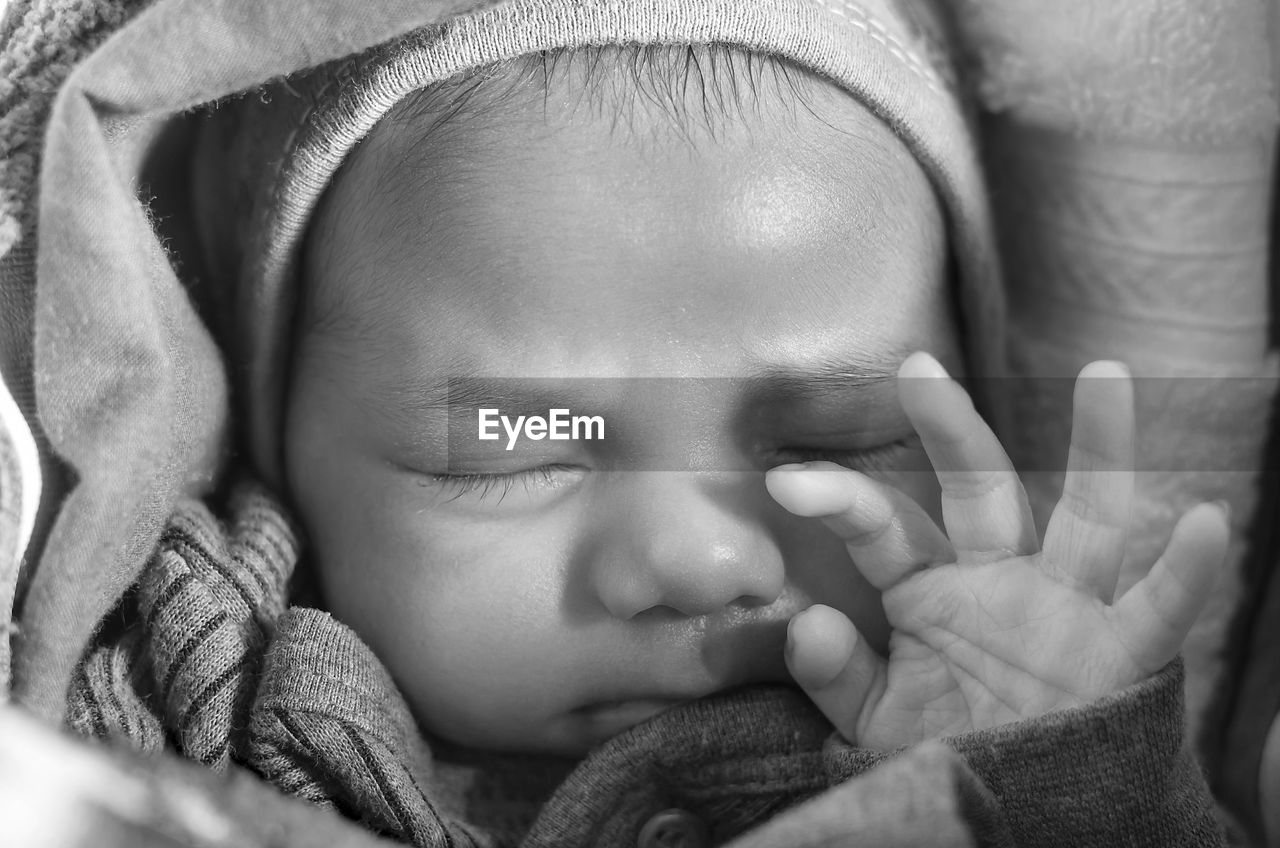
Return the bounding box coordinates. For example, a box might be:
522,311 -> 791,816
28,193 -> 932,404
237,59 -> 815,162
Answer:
812,0 -> 941,94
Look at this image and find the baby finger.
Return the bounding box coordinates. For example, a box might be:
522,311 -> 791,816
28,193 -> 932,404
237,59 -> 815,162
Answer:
897,352 -> 1038,563
1111,502 -> 1228,673
1041,361 -> 1134,601
786,604 -> 885,744
766,462 -> 955,591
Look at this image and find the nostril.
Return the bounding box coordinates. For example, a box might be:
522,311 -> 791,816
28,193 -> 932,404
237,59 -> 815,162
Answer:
596,550 -> 785,620
593,566 -> 663,621
585,475 -> 787,621
627,604 -> 687,623
733,592 -> 775,609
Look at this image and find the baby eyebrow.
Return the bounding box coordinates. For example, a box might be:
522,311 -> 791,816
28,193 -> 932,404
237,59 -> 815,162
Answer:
743,350 -> 909,402
378,377 -> 529,420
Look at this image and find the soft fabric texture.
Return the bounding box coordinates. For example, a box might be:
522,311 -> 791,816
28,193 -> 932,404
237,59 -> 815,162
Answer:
952,0 -> 1276,145
0,699 -> 404,847
65,481 -> 1225,847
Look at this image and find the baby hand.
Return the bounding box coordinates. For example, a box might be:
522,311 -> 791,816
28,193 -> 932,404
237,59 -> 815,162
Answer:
765,353 -> 1228,751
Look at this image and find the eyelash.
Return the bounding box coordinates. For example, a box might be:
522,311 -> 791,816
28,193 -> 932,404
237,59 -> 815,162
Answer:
424,464 -> 576,503
771,438 -> 915,473
422,439 -> 915,503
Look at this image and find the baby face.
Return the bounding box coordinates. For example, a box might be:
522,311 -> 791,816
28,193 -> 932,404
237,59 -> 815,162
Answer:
285,69 -> 960,756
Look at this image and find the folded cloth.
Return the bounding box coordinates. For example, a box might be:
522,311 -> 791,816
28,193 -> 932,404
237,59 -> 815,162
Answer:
0,702 -> 401,848
0,368 -> 38,703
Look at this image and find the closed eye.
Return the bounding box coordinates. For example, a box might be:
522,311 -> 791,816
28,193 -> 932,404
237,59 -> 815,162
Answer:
422,464 -> 581,503
770,437 -> 917,473
408,438 -> 917,503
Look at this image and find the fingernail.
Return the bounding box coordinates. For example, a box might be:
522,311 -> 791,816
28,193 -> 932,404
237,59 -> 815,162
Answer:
769,461 -> 847,475
1080,360 -> 1131,380
905,351 -> 949,380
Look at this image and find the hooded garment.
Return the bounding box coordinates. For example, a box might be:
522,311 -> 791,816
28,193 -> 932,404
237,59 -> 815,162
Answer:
0,0 -> 1277,845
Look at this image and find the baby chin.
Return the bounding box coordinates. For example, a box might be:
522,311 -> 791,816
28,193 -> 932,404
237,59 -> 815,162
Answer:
567,698 -> 691,748
546,612 -> 797,754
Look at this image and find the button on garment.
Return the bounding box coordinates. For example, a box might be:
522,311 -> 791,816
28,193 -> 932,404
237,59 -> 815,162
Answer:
636,808 -> 710,848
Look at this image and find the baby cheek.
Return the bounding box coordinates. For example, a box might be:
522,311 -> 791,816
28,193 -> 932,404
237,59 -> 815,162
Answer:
357,512 -> 576,673
378,536 -> 598,749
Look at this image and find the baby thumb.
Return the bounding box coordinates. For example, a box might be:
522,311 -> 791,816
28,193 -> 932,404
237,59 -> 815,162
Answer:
785,604 -> 884,745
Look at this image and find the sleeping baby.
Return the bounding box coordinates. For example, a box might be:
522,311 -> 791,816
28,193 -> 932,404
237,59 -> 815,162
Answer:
12,0 -> 1244,846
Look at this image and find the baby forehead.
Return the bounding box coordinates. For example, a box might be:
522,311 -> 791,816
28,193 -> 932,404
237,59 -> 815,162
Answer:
353,43 -> 935,210
320,50 -> 943,279
308,132 -> 945,366
299,44 -> 951,381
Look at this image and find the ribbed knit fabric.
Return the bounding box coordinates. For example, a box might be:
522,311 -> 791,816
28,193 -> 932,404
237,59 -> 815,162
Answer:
66,481 -> 501,846
64,482 -> 299,768
248,609 -> 498,846
66,630 -> 165,753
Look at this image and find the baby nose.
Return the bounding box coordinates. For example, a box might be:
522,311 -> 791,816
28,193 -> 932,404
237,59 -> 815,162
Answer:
588,472 -> 785,620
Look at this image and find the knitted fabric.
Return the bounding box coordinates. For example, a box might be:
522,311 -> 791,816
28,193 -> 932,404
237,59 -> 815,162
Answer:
65,480 -> 500,846
246,608 -> 496,846
140,487 -> 295,768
